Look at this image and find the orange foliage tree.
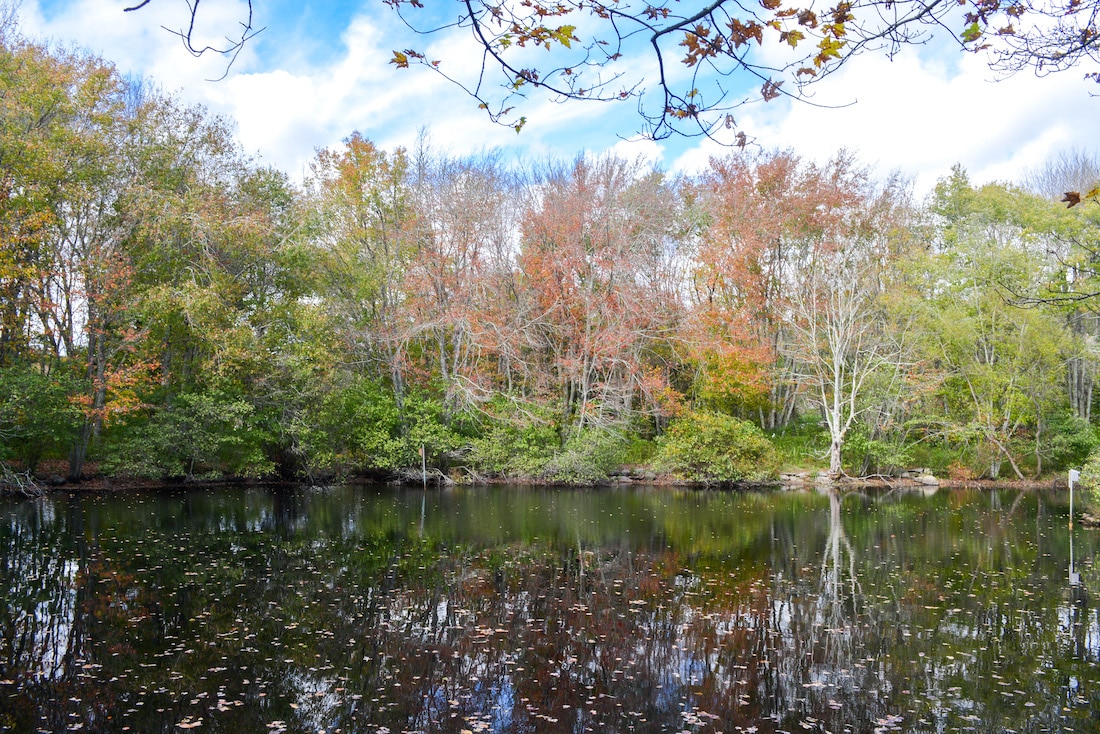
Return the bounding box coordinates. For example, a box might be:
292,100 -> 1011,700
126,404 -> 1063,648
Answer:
513,156 -> 686,435
690,150 -> 875,428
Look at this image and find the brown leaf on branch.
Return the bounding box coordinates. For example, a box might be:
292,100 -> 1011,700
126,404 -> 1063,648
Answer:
124,0 -> 1100,143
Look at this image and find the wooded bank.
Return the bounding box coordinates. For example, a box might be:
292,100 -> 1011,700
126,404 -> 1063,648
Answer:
2,36 -> 1100,489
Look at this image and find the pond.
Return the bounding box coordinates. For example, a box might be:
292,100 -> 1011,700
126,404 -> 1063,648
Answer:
0,485 -> 1097,733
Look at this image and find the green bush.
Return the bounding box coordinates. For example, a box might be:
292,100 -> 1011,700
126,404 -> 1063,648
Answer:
904,441 -> 962,477
0,364 -> 82,471
103,390 -> 274,479
467,419 -> 559,478
652,410 -> 780,483
1078,449 -> 1100,510
469,418 -> 643,484
291,378 -> 461,474
540,428 -> 629,484
1042,414 -> 1098,472
291,376 -> 399,473
771,415 -> 829,470
621,435 -> 657,466
396,392 -> 465,469
842,425 -> 912,476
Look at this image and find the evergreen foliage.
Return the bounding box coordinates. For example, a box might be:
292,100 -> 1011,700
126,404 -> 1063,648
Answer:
653,411 -> 781,483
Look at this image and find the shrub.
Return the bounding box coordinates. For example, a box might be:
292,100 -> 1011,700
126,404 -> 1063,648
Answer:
103,390 -> 274,479
291,376 -> 399,473
395,392 -> 465,469
906,441 -> 966,477
621,435 -> 657,466
292,379 -> 461,474
540,428 -> 628,484
1078,449 -> 1100,508
1042,414 -> 1098,472
841,425 -> 912,476
0,364 -> 82,472
770,415 -> 829,470
946,460 -> 977,481
652,410 -> 780,483
467,419 -> 559,478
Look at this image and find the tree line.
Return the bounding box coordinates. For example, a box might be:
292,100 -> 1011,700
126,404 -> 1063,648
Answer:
1,33 -> 1099,485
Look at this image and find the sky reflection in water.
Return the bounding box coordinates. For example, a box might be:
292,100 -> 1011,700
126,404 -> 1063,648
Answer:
0,485 -> 1097,733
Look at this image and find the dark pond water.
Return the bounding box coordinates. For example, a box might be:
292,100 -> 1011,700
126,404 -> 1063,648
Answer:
0,485 -> 1098,733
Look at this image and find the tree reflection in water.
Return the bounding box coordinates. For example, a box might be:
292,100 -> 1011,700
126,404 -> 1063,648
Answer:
0,485 -> 1098,733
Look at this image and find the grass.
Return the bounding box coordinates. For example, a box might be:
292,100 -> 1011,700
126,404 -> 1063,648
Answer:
769,416 -> 829,472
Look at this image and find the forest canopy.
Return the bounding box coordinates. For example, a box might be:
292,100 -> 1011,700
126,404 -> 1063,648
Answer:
1,20 -> 1100,486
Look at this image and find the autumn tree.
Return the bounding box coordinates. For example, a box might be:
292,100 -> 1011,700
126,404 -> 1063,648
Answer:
515,155 -> 685,437
0,36 -> 161,478
690,150 -> 889,432
690,151 -> 808,427
298,133 -> 471,474
306,132 -> 415,405
115,134 -> 310,479
690,149 -> 913,474
404,144 -> 519,422
0,11 -> 40,366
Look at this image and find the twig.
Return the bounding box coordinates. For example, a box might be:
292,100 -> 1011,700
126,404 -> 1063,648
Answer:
0,464 -> 45,497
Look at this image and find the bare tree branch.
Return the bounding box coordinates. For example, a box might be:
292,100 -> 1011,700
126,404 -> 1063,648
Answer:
127,0 -> 1100,139
125,0 -> 264,82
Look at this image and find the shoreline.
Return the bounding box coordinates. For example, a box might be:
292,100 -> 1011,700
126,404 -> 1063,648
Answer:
0,469 -> 1072,496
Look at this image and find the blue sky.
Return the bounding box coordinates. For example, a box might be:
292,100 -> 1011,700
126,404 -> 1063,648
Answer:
21,0 -> 1100,193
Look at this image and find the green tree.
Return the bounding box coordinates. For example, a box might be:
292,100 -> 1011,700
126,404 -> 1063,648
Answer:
106,93 -> 320,479
1021,157 -> 1100,421
0,364 -> 81,471
305,133 -> 416,409
103,389 -> 274,479
917,172 -> 1074,478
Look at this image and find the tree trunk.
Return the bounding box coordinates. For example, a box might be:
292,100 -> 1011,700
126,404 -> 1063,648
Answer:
68,424 -> 91,481
1034,417 -> 1043,476
1067,311 -> 1096,421
68,331 -> 107,481
829,434 -> 844,477
987,433 -> 1025,479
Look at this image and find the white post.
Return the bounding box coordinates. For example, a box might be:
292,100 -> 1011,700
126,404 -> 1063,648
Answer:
1069,469 -> 1080,529
420,444 -> 427,491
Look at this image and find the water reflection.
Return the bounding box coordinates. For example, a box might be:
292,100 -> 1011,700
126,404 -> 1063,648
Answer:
0,485 -> 1097,733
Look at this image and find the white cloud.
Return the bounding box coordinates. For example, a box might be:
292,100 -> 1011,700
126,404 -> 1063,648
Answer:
208,69 -> 323,175
209,14 -> 626,174
671,46 -> 1099,193
23,0 -> 258,89
604,137 -> 665,167
19,1 -> 1099,191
